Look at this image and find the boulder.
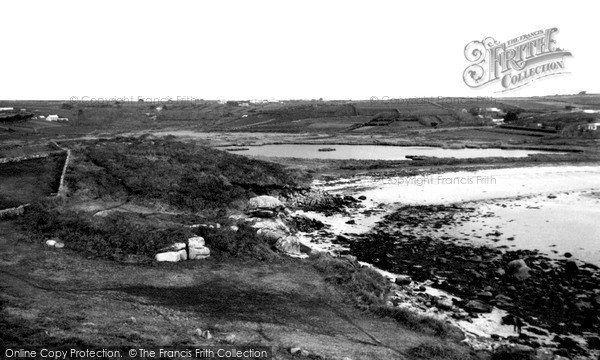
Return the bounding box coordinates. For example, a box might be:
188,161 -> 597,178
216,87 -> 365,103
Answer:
564,260 -> 578,276
252,218 -> 290,233
275,236 -> 300,256
394,275 -> 412,286
257,228 -> 288,242
506,259 -> 531,281
54,242 -> 65,249
189,247 -> 210,260
178,249 -> 188,261
435,297 -> 454,310
247,195 -> 284,217
155,251 -> 181,262
464,299 -> 492,313
45,239 -> 57,246
188,236 -> 205,248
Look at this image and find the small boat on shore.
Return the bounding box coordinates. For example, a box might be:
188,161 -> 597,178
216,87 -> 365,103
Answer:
318,147 -> 336,152
225,147 -> 250,151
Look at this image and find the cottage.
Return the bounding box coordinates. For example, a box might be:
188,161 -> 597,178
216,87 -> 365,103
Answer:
46,115 -> 59,121
586,122 -> 600,131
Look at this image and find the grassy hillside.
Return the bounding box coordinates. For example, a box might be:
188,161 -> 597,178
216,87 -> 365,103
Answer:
66,137 -> 310,211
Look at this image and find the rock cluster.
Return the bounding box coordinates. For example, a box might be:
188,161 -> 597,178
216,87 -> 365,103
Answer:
348,204 -> 600,356
155,237 -> 210,262
283,190 -> 363,215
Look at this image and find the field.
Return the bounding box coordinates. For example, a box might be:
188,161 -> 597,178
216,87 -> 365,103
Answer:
0,154 -> 66,209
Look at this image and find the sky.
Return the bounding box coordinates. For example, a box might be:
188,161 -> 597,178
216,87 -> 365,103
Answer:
2,0 -> 597,100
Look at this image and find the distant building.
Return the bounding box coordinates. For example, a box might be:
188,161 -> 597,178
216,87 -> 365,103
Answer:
0,107 -> 14,112
46,115 -> 59,121
585,122 -> 600,131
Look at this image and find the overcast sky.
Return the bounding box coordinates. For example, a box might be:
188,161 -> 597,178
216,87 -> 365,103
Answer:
2,0 -> 597,100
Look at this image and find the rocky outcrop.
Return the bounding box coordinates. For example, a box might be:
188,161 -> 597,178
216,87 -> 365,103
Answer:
283,189 -> 361,215
247,195 -> 285,218
506,259 -> 531,281
155,236 -> 210,262
274,235 -> 301,256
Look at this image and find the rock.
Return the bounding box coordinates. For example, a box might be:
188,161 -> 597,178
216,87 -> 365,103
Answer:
163,242 -> 186,251
229,225 -> 239,231
464,299 -> 492,313
178,249 -> 188,261
345,219 -> 356,224
494,344 -> 534,357
247,195 -> 284,217
394,275 -> 412,286
45,239 -> 57,246
257,228 -> 288,242
586,336 -> 600,349
202,330 -> 213,340
535,348 -> 553,360
341,254 -> 357,262
358,195 -> 367,200
435,297 -> 454,310
54,242 -> 65,249
553,348 -> 570,359
252,218 -> 290,236
155,251 -> 181,262
249,209 -> 277,218
564,252 -> 572,258
495,268 -> 506,276
289,347 -> 301,355
564,260 -> 578,276
194,328 -> 203,337
495,294 -> 512,302
506,259 -> 531,281
189,247 -> 210,260
275,236 -> 300,256
300,350 -> 310,356
477,291 -> 493,300
188,236 -> 205,248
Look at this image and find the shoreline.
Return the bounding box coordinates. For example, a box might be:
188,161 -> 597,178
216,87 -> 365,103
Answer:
292,165 -> 600,358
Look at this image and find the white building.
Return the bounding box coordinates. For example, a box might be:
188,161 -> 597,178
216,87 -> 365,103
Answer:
586,122 -> 600,131
0,107 -> 14,112
46,115 -> 60,121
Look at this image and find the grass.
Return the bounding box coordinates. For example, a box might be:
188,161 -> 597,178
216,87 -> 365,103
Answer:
66,137 -> 310,212
0,153 -> 66,209
408,341 -> 472,360
310,253 -> 464,340
19,203 -> 194,261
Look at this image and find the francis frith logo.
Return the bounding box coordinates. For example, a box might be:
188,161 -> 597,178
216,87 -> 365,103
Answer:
463,28 -> 572,92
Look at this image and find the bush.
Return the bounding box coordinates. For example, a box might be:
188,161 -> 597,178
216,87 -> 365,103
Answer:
20,203 -> 193,261
194,222 -> 278,261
